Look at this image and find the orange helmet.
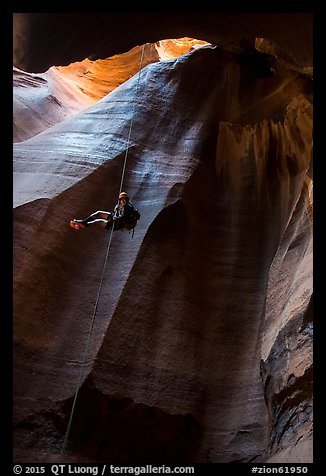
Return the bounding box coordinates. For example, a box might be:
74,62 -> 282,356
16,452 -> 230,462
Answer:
119,192 -> 129,199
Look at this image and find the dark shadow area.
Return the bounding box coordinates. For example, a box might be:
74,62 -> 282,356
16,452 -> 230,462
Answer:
60,379 -> 202,464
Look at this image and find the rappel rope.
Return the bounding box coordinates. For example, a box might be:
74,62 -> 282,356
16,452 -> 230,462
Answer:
118,44 -> 146,198
60,43 -> 146,462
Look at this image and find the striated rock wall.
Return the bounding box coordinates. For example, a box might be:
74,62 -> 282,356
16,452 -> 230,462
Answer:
13,44 -> 159,143
13,44 -> 312,463
13,39 -> 207,143
13,65 -> 92,143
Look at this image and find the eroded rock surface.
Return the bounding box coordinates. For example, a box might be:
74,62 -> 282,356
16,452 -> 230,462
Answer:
13,41 -> 313,463
13,39 -> 207,143
13,44 -> 159,143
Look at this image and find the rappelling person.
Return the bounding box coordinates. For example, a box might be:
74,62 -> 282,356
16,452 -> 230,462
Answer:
69,192 -> 140,233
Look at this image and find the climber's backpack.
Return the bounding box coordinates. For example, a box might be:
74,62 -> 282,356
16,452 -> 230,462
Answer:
124,204 -> 141,235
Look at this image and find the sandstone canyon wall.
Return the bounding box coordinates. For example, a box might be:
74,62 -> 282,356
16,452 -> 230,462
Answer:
14,39 -> 208,143
13,14 -> 313,464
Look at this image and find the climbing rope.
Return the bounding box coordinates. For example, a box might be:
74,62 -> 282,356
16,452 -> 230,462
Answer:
60,43 -> 146,462
118,43 -> 146,197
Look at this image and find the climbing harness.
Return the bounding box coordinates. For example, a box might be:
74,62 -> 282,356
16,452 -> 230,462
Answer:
60,43 -> 146,462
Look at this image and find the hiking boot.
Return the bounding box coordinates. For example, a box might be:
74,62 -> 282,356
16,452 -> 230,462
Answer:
70,220 -> 86,230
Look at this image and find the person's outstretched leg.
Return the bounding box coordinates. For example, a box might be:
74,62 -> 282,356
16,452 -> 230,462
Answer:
82,210 -> 112,226
70,211 -> 112,230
